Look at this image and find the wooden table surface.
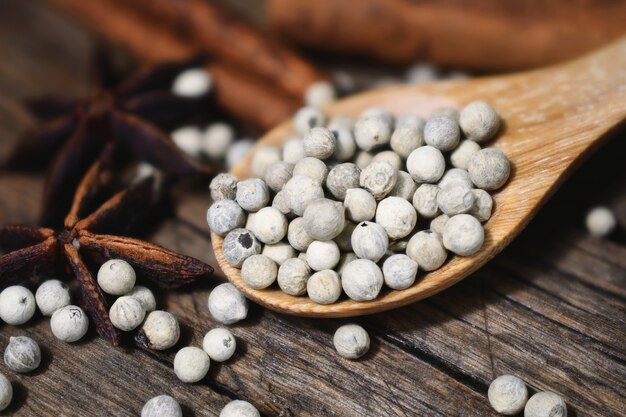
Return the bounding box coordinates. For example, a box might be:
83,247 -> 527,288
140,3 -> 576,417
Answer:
0,1 -> 625,416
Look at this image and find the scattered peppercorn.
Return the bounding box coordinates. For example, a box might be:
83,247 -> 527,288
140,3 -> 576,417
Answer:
4,336 -> 41,373
141,395 -> 182,417
208,283 -> 248,325
35,279 -> 71,317
50,305 -> 89,343
333,324 -> 370,359
97,259 -> 136,296
0,286 -> 36,325
203,328 -> 236,362
488,375 -> 528,415
173,346 -> 210,383
585,206 -> 617,237
220,400 -> 260,417
524,392 -> 567,417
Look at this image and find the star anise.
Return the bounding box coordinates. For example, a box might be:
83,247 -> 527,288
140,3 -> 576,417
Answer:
1,56 -> 215,228
0,144 -> 213,346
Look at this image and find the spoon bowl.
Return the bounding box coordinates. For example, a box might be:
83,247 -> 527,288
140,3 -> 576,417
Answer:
212,37 -> 626,317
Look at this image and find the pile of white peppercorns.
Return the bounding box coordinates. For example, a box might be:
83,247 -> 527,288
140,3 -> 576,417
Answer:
207,101 -> 510,304
488,375 -> 567,417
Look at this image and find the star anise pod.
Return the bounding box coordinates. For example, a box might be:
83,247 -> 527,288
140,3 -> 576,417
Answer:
0,144 -> 213,346
1,56 -> 215,228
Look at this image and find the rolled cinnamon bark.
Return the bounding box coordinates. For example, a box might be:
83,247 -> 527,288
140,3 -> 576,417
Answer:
48,0 -> 298,129
267,0 -> 626,70
107,0 -> 326,99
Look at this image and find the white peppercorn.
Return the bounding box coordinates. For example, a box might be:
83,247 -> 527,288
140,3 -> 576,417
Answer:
287,218 -> 314,251
138,310 -> 180,350
171,126 -> 202,157
264,161 -> 293,192
110,296 -> 146,331
277,258 -> 310,296
282,137 -> 305,164
208,283 -> 248,324
424,116 -> 460,151
469,189 -> 493,222
327,163 -> 361,200
468,148 -> 510,190
210,173 -> 238,201
360,161 -> 397,200
451,139 -> 481,170
488,375 -> 528,415
248,206 -> 288,244
222,228 -> 262,268
142,395 -> 182,417
333,324 -> 370,359
328,114 -> 355,131
443,214 -> 484,256
293,106 -> 325,136
272,190 -> 291,215
97,259 -> 136,296
174,346 -> 210,383
226,138 -> 254,169
50,305 -> 89,342
354,114 -> 392,151
361,107 -> 393,126
336,252 -> 358,275
207,199 -> 246,236
431,107 -> 460,122
334,221 -> 356,252
331,128 -> 357,162
524,392 -> 567,417
283,175 -> 324,216
303,198 -> 345,241
306,241 -> 340,271
35,279 -> 71,317
236,178 -> 270,212
203,328 -> 236,362
413,184 -> 440,219
262,242 -> 296,265
293,157 -> 328,185
390,120 -> 424,158
172,68 -> 211,97
430,214 -> 450,235
354,151 -> 374,169
438,168 -> 474,190
303,127 -> 336,160
307,270 -> 342,304
0,285 -> 36,325
220,400 -> 260,417
459,101 -> 500,143
341,259 -> 384,301
586,206 -> 616,237
251,146 -> 281,178
351,221 -> 389,262
437,184 -> 475,216
202,122 -> 234,159
407,145 -> 445,183
4,336 -> 41,373
376,197 -> 417,239
344,188 -> 377,222
406,231 -> 447,271
126,286 -> 157,313
382,254 -> 418,290
372,151 -> 402,171
241,255 -> 278,289
0,373 -> 11,412
390,170 -> 417,201
305,80 -> 336,107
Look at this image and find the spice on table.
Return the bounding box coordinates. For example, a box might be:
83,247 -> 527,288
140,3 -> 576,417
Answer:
0,373 -> 11,412
488,374 -> 528,415
220,400 -> 260,417
35,280 -> 71,317
333,324 -> 370,359
125,286 -> 156,313
4,336 -> 41,374
203,328 -> 236,362
109,296 -> 146,332
51,305 -> 89,343
0,149 -> 213,346
1,60 -> 213,228
97,259 -> 137,296
172,68 -> 212,98
0,286 -> 36,326
208,283 -> 248,325
141,395 -> 182,417
135,311 -> 180,351
173,346 -> 210,383
524,392 -> 567,417
585,206 -> 617,237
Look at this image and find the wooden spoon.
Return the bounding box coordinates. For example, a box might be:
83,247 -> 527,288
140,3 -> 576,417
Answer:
211,37 -> 626,317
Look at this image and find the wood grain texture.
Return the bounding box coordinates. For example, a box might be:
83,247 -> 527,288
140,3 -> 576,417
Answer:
0,1 -> 625,416
213,37 -> 626,317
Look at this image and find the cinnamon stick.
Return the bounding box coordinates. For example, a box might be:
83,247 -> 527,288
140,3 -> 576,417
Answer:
267,0 -> 626,70
106,0 -> 326,99
47,0 -> 298,129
